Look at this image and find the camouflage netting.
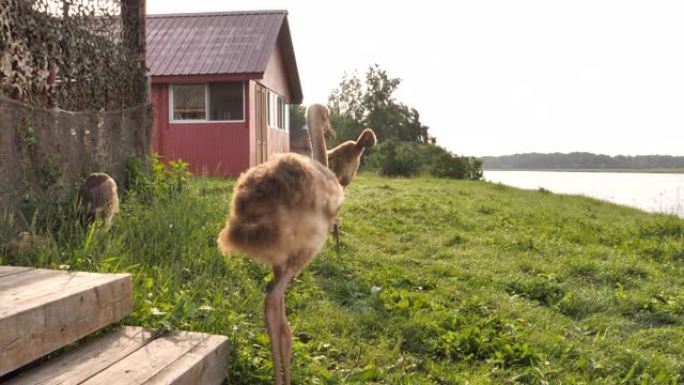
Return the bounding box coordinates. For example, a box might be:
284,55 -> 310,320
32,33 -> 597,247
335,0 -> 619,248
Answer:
0,0 -> 150,227
0,94 -> 150,209
0,0 -> 146,109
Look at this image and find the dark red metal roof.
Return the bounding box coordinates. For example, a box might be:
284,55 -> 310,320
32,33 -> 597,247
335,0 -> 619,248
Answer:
146,10 -> 302,103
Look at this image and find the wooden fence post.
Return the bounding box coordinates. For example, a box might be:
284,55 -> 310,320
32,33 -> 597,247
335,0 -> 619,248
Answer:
122,0 -> 147,104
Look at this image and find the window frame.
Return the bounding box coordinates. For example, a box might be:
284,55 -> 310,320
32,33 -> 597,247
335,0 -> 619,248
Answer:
169,81 -> 245,124
284,102 -> 289,132
265,89 -> 288,131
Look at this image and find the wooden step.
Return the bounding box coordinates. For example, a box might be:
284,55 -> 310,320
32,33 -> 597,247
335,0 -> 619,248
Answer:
0,266 -> 132,376
3,326 -> 229,385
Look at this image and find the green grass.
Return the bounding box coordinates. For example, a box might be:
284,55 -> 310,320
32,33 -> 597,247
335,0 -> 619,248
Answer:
484,168 -> 684,174
3,175 -> 684,384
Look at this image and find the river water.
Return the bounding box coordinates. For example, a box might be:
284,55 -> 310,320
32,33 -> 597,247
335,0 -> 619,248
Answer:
484,171 -> 684,218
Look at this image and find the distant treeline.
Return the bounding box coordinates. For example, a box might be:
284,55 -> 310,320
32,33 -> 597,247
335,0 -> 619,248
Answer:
481,152 -> 684,170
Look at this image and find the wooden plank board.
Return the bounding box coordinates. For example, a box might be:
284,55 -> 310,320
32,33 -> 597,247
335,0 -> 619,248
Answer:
0,271 -> 121,311
81,331 -> 210,385
0,269 -> 132,376
0,271 -> 131,319
0,268 -> 63,291
145,334 -> 229,385
0,266 -> 34,279
3,328 -> 228,385
4,327 -> 154,385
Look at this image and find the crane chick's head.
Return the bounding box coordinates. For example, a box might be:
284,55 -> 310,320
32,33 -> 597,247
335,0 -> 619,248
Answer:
356,128 -> 377,149
306,104 -> 336,139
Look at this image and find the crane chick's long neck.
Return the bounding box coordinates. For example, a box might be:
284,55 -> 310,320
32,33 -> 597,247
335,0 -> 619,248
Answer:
308,115 -> 328,167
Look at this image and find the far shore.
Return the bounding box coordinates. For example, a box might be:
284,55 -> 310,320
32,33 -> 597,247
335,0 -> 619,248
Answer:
483,168 -> 684,174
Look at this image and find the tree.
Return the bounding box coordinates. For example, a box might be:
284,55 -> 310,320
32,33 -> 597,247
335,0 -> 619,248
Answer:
328,65 -> 433,146
327,65 -> 482,180
288,104 -> 306,131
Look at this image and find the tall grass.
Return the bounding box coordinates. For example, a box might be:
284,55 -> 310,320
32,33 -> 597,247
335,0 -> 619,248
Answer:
2,174 -> 684,384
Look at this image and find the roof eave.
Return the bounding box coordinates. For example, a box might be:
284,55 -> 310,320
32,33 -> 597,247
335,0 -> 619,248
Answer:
150,73 -> 263,84
147,10 -> 288,18
277,17 -> 303,104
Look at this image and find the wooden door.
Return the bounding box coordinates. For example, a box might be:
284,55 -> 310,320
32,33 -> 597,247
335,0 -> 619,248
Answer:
255,85 -> 268,164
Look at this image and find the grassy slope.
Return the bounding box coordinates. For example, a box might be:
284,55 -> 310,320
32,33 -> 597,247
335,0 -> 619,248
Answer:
3,175 -> 684,384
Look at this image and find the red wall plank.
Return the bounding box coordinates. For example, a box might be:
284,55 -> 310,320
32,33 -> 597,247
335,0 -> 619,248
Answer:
151,84 -> 250,177
260,44 -> 292,102
162,122 -> 250,177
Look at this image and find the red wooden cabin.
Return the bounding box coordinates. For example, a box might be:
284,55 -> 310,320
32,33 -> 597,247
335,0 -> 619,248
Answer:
146,10 -> 303,177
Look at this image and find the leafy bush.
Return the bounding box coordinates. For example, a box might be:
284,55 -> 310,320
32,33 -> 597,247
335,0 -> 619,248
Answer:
466,157 -> 484,180
367,140 -> 483,179
370,139 -> 422,177
421,144 -> 483,180
422,144 -> 467,179
126,154 -> 191,202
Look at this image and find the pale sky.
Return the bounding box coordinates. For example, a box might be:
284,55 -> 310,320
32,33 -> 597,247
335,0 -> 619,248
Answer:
148,1 -> 684,157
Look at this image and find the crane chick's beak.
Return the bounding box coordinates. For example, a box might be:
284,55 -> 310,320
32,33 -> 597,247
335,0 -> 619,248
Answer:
324,123 -> 336,139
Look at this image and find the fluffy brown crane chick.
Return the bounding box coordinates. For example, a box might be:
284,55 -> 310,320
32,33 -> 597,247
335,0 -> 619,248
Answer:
217,104 -> 343,385
14,231 -> 34,254
6,232 -> 48,261
8,231 -> 35,257
305,104 -> 336,167
327,128 -> 377,249
78,172 -> 119,225
327,128 -> 377,187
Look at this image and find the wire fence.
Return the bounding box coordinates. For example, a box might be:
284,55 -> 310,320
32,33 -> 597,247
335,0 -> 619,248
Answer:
0,95 -> 151,226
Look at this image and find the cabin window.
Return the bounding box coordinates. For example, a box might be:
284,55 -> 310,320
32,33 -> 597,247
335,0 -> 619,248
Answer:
266,90 -> 288,131
170,82 -> 244,122
172,84 -> 206,120
209,82 -> 243,121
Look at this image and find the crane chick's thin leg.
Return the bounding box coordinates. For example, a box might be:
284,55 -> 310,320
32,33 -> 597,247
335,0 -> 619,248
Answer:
266,264 -> 292,385
280,294 -> 293,385
334,220 -> 341,254
281,250 -> 313,385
